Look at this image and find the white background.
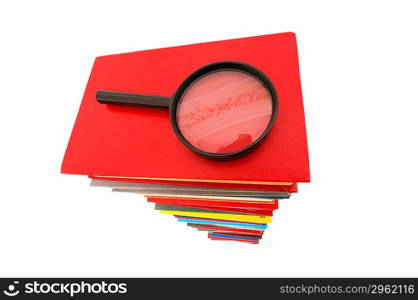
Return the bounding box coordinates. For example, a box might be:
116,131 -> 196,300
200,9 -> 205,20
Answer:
0,0 -> 417,277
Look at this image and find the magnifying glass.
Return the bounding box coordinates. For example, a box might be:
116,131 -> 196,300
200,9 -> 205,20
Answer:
96,61 -> 278,160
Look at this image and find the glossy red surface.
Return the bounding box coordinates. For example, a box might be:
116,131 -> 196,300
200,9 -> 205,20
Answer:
62,32 -> 310,183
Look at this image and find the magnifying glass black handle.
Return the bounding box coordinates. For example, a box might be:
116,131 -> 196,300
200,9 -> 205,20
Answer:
96,90 -> 170,108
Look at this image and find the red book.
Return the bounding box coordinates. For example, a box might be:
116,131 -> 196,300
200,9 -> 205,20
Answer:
147,196 -> 278,210
62,32 -> 309,184
171,205 -> 274,216
188,225 -> 264,235
208,233 -> 259,244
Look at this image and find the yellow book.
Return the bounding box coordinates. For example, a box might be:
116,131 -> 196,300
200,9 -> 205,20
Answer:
159,210 -> 272,224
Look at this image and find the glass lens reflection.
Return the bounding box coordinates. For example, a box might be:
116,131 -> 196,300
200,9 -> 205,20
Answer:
176,70 -> 273,154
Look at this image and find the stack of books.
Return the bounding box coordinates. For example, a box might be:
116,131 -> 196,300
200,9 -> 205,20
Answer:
90,179 -> 295,243
62,32 -> 309,244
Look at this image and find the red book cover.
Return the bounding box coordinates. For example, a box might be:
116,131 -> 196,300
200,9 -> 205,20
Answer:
62,32 -> 309,183
147,196 -> 278,210
188,225 -> 264,235
208,233 -> 259,244
166,205 -> 274,216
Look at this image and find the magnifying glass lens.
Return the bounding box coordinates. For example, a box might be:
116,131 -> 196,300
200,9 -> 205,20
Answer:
176,70 -> 273,154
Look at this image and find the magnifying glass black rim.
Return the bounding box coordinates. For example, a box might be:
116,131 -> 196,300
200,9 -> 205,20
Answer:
169,61 -> 279,161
